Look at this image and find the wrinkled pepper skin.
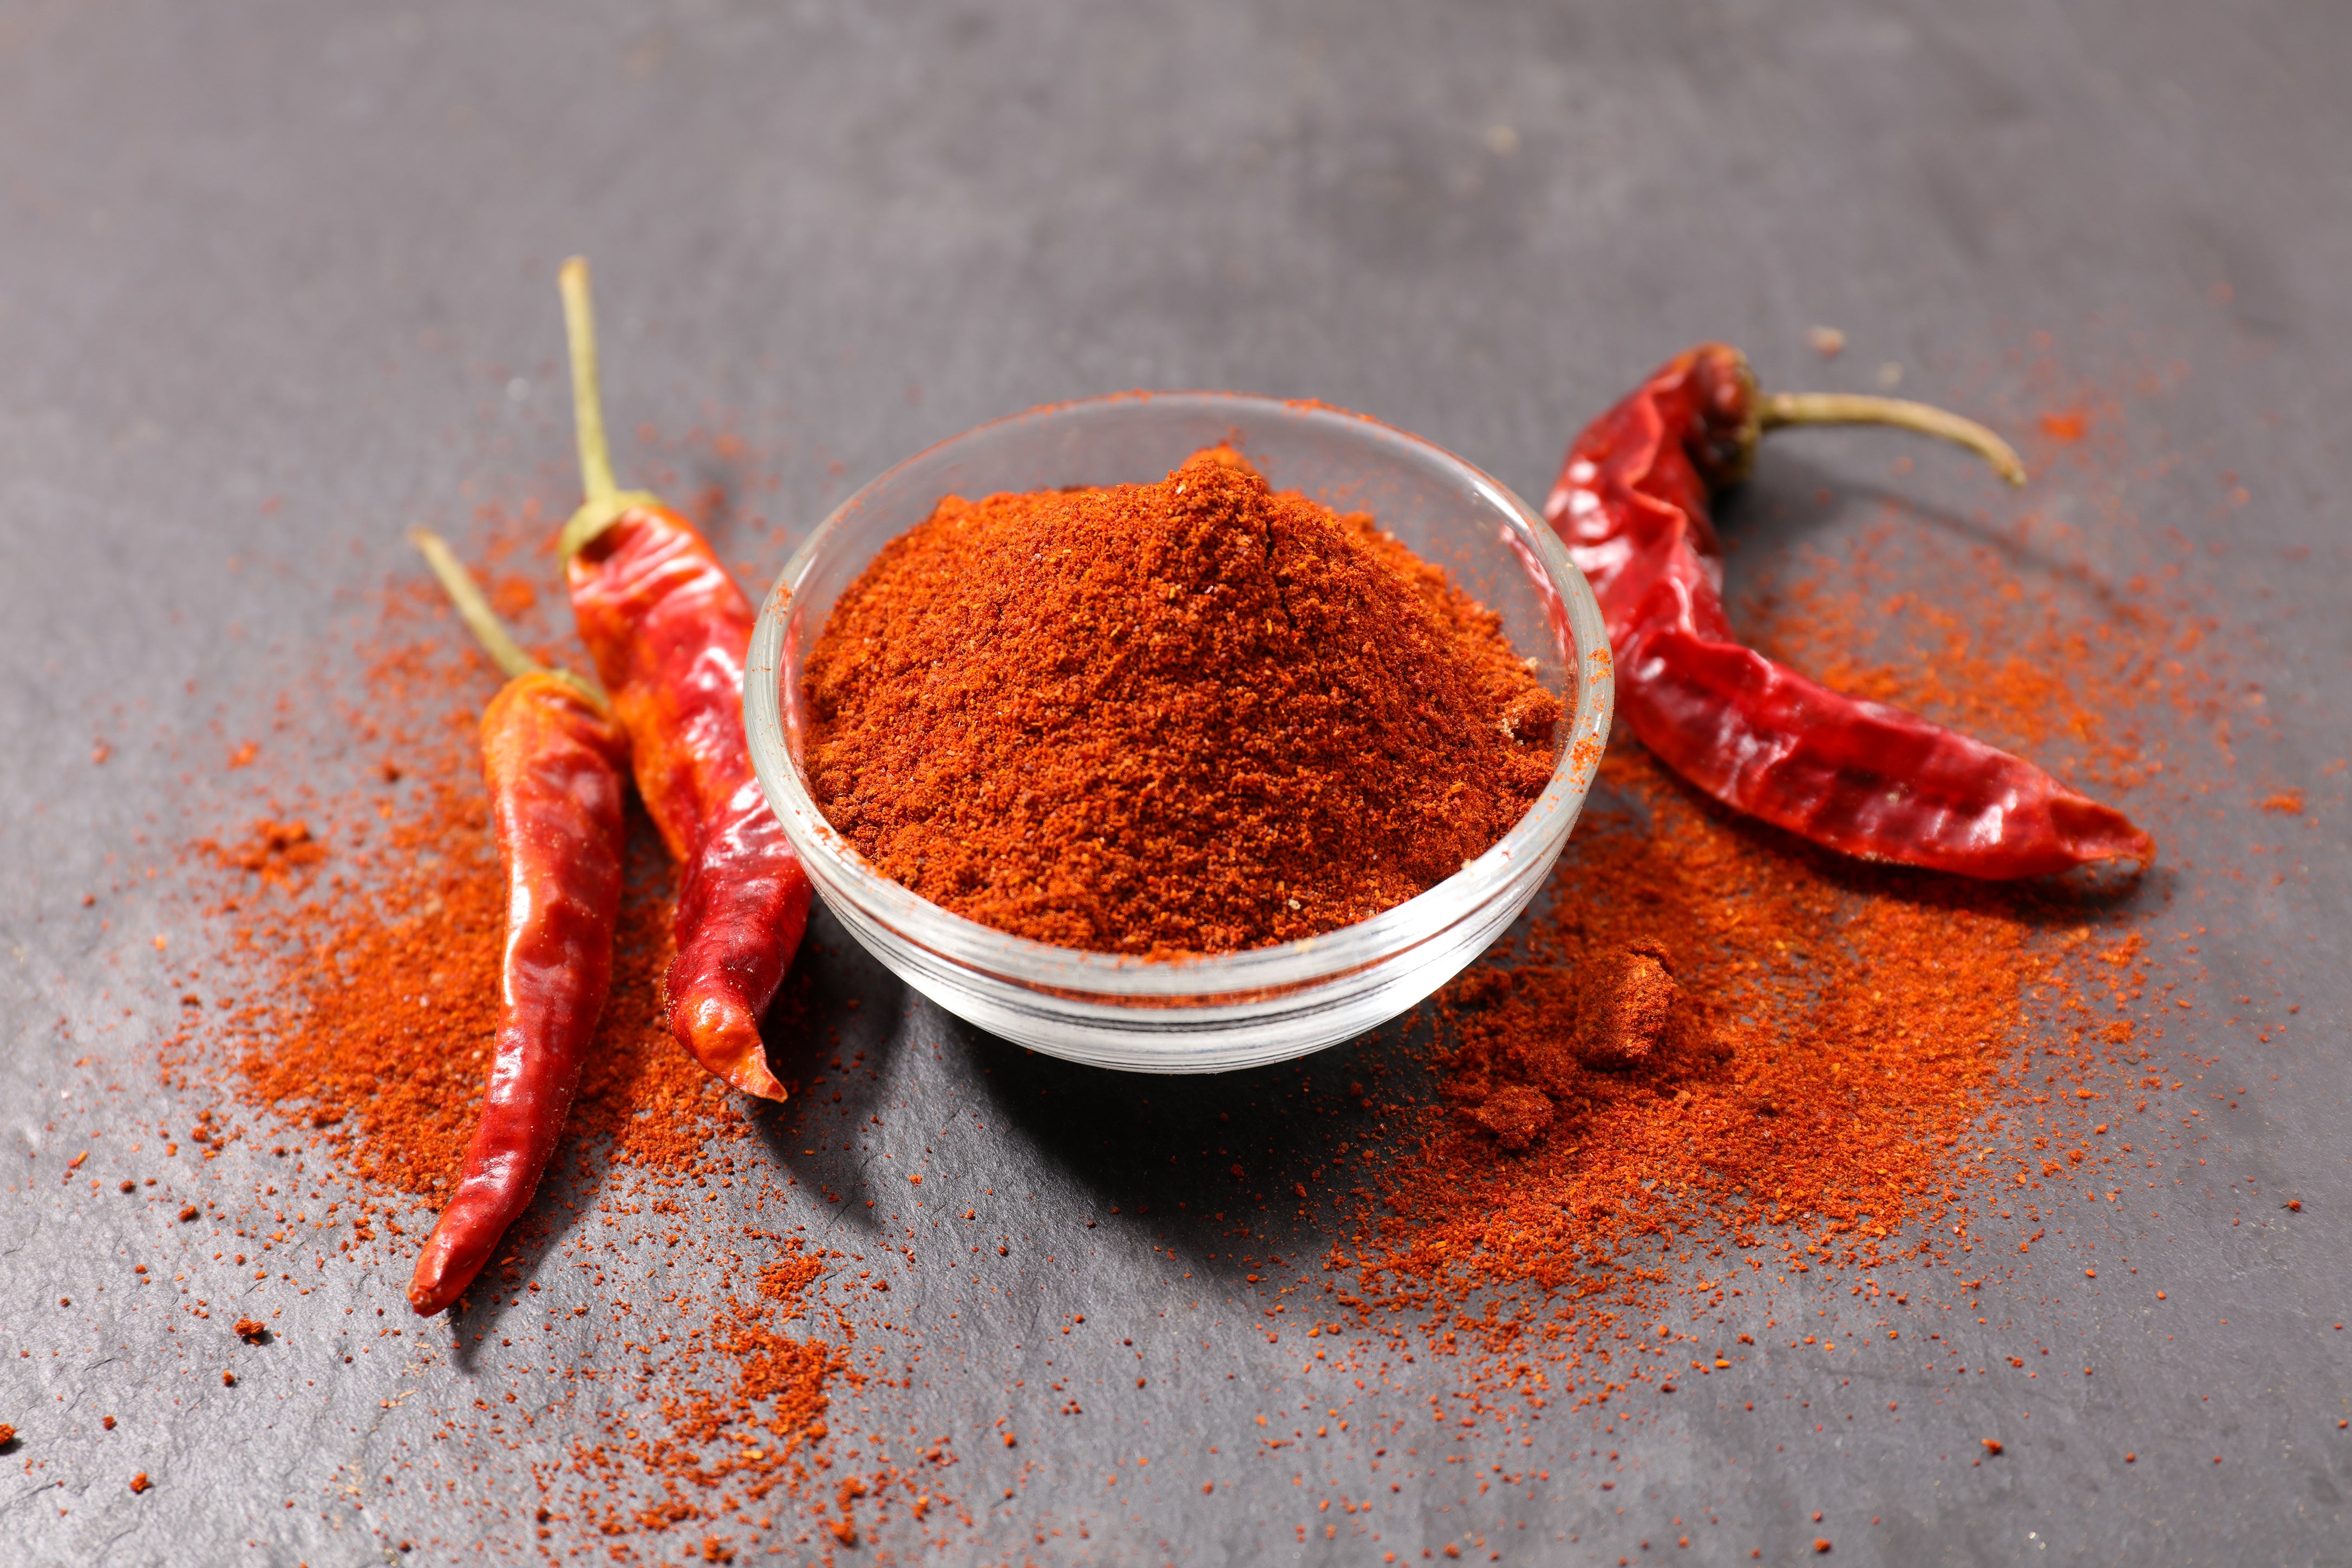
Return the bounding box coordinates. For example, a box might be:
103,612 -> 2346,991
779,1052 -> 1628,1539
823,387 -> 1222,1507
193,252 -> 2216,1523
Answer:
1545,343 -> 2154,880
409,672 -> 629,1317
567,501 -> 812,1100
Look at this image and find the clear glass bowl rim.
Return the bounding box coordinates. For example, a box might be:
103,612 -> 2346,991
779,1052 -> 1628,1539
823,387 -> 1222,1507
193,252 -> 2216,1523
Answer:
743,389 -> 1615,1004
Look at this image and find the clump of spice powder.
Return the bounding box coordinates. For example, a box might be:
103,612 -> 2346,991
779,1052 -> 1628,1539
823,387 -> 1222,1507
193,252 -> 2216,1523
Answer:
805,445 -> 1559,954
1362,741 -> 2127,1311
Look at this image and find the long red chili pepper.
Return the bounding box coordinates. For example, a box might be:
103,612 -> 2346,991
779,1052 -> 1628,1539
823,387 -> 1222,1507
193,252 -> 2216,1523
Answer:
553,258 -> 811,1101
1545,344 -> 2154,879
406,530 -> 629,1318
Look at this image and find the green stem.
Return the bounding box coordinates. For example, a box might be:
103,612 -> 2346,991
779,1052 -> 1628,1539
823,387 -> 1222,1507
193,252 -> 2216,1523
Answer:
1759,391 -> 2026,488
559,257 -> 618,507
557,257 -> 659,558
409,528 -> 603,705
410,528 -> 540,680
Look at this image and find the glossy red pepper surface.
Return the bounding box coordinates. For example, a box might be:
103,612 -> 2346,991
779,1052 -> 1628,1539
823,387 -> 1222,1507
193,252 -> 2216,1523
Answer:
568,501 -> 812,1100
409,671 -> 629,1316
1545,343 -> 2154,879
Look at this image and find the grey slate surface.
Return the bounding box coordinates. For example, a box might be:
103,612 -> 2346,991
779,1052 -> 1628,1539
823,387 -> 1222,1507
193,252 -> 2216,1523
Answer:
2,1 -> 2348,1563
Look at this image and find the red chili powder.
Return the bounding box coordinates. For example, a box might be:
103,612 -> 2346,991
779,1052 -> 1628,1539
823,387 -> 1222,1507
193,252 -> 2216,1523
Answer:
144,367 -> 2262,1540
1359,740 -> 2102,1310
805,445 -> 1559,955
179,604 -> 894,1547
1295,414 -> 2229,1429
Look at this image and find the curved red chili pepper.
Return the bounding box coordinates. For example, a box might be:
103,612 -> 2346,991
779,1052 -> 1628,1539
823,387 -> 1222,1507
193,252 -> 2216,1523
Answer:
557,260 -> 812,1100
406,534 -> 630,1318
566,504 -> 811,1100
1545,344 -> 2154,879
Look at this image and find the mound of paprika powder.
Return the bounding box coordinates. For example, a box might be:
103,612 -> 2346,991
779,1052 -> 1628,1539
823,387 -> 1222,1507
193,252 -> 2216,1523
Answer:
805,446 -> 1559,956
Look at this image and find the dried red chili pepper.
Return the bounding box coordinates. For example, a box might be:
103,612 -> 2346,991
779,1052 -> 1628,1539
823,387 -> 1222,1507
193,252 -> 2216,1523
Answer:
553,258 -> 811,1100
1545,343 -> 2154,879
405,530 -> 629,1317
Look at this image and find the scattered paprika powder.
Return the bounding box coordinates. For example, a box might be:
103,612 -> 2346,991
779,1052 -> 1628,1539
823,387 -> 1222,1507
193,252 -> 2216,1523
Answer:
194,571 -> 859,1546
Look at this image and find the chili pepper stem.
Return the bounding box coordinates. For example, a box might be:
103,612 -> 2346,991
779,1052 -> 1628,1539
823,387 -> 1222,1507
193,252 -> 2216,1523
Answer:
558,258 -> 618,507
410,527 -> 604,704
1758,391 -> 2026,487
557,257 -> 660,558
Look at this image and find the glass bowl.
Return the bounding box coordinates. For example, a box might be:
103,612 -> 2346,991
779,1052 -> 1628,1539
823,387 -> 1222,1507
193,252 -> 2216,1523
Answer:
745,391 -> 1613,1073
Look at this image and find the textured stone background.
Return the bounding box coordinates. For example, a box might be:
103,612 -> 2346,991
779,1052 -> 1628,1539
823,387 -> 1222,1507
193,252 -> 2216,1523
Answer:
1,1 -> 2346,1563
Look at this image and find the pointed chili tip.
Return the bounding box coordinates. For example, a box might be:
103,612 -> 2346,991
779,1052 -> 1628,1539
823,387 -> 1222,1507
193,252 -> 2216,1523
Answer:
407,1236 -> 472,1318
726,1061 -> 790,1103
2050,794 -> 2157,874
674,995 -> 790,1101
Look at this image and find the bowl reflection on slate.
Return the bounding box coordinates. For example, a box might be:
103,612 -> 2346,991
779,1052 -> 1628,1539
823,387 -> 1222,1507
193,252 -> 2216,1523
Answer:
745,391 -> 1613,1072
